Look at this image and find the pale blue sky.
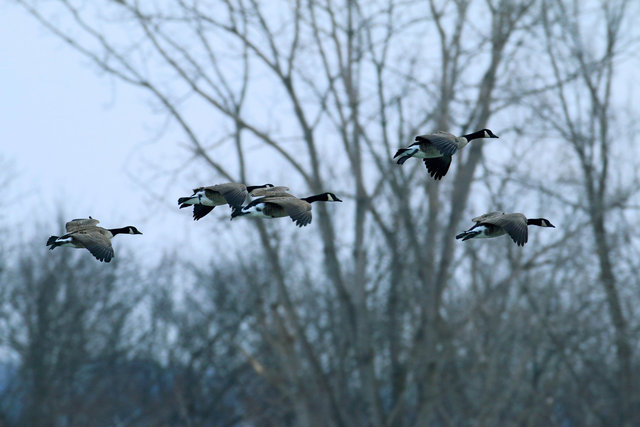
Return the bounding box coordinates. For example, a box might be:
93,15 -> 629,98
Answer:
3,1 -> 639,267
0,3 -> 226,264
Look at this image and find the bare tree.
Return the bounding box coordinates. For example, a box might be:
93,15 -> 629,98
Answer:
0,228 -> 144,426
530,0 -> 639,423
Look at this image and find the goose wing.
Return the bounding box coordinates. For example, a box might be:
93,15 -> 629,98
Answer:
71,228 -> 115,262
209,182 -> 249,208
471,212 -> 505,223
480,213 -> 528,246
250,186 -> 290,197
192,205 -> 214,221
423,156 -> 452,180
268,197 -> 313,227
414,131 -> 459,156
244,193 -> 295,209
66,218 -> 100,232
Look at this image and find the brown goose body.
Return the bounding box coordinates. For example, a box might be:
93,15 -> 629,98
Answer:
456,212 -> 555,246
232,192 -> 342,227
46,218 -> 142,262
393,129 -> 499,179
178,183 -> 289,220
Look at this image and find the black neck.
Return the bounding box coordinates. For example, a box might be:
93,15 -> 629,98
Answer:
462,130 -> 487,141
108,227 -> 130,236
301,194 -> 326,203
247,185 -> 268,192
527,218 -> 546,226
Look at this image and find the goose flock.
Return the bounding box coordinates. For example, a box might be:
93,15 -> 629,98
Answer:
47,128 -> 554,262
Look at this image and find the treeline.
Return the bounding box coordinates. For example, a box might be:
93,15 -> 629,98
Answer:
0,225 -> 637,426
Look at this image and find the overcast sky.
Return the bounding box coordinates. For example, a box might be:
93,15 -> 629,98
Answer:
0,3 -> 222,264
3,1 -> 640,267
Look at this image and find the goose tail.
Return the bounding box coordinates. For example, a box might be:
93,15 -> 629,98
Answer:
230,207 -> 248,220
394,148 -> 415,165
455,230 -> 481,241
178,196 -> 197,208
393,148 -> 409,158
47,235 -> 59,249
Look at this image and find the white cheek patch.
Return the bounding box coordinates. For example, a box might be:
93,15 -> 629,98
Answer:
326,194 -> 333,201
484,131 -> 489,138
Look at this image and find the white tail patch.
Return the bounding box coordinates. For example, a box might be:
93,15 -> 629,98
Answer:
468,225 -> 493,239
55,236 -> 78,248
182,190 -> 215,206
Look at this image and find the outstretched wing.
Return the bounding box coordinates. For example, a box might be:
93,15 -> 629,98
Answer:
273,198 -> 313,227
250,186 -> 290,197
471,212 -> 504,223
192,205 -> 214,221
72,229 -> 115,262
66,218 -> 100,232
423,156 -> 452,180
245,193 -> 295,209
210,183 -> 248,208
482,213 -> 528,246
414,131 -> 459,156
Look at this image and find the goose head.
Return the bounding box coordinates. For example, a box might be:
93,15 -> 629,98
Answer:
302,192 -> 343,203
480,129 -> 499,139
125,226 -> 143,235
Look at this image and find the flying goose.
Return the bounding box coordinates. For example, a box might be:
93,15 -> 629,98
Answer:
231,192 -> 342,227
455,212 -> 555,246
394,129 -> 499,179
47,217 -> 142,262
178,183 -> 289,220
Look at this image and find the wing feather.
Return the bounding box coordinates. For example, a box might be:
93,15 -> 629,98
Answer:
273,198 -> 313,227
250,186 -> 290,197
213,183 -> 250,208
72,229 -> 115,262
423,156 -> 452,180
481,213 -> 528,246
66,218 -> 100,232
414,132 -> 459,156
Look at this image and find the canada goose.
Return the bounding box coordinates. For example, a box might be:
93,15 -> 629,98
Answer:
394,129 -> 499,179
178,183 -> 289,221
231,192 -> 342,227
455,212 -> 555,246
47,217 -> 142,262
